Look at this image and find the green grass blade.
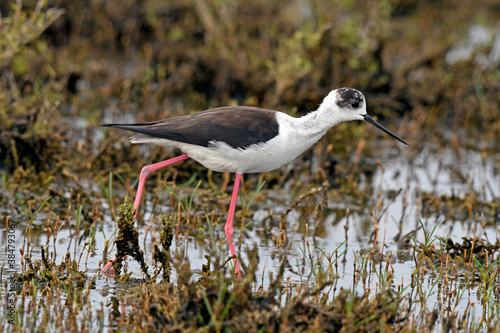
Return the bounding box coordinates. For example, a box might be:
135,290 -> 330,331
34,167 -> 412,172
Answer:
247,180 -> 265,208
188,180 -> 202,212
205,214 -> 217,247
16,193 -> 29,221
33,196 -> 52,222
220,289 -> 235,322
114,172 -> 127,187
97,174 -> 109,199
76,204 -> 83,228
201,290 -> 215,323
176,173 -> 198,189
165,184 -> 185,211
108,171 -> 113,201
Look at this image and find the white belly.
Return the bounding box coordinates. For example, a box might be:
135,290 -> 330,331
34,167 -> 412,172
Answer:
184,140 -> 303,173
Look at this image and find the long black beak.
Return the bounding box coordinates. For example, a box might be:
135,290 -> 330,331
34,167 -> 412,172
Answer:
362,114 -> 409,146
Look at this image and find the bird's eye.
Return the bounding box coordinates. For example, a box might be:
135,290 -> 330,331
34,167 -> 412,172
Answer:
351,101 -> 360,108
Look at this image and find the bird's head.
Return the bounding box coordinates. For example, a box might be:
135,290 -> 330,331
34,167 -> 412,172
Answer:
320,87 -> 366,122
320,87 -> 409,146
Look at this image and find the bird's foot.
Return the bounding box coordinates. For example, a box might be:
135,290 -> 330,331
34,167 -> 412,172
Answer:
102,257 -> 117,278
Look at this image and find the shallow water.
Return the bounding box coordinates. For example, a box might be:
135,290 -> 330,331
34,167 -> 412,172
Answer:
2,141 -> 497,329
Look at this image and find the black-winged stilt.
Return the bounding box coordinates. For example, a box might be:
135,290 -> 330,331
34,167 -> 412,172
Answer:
102,87 -> 408,277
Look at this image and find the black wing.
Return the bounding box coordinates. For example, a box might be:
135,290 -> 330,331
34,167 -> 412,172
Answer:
103,106 -> 280,149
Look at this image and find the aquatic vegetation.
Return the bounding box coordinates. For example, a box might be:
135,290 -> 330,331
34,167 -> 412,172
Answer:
1,0 -> 499,331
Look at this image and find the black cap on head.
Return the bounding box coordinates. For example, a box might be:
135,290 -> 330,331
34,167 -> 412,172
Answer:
336,88 -> 364,109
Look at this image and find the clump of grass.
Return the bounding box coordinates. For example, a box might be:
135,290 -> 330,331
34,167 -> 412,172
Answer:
152,213 -> 176,282
15,248 -> 88,293
473,256 -> 500,322
112,201 -> 150,280
284,288 -> 401,332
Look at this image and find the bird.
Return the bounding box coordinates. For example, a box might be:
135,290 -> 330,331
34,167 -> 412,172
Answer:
101,87 -> 409,277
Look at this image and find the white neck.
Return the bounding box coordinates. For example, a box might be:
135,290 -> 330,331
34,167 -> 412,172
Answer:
292,104 -> 345,139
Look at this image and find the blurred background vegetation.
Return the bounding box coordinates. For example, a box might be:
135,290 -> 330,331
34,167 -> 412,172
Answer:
0,0 -> 498,178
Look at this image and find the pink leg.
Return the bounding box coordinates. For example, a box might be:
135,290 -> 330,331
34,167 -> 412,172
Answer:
133,154 -> 190,217
102,154 -> 190,278
225,173 -> 242,276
